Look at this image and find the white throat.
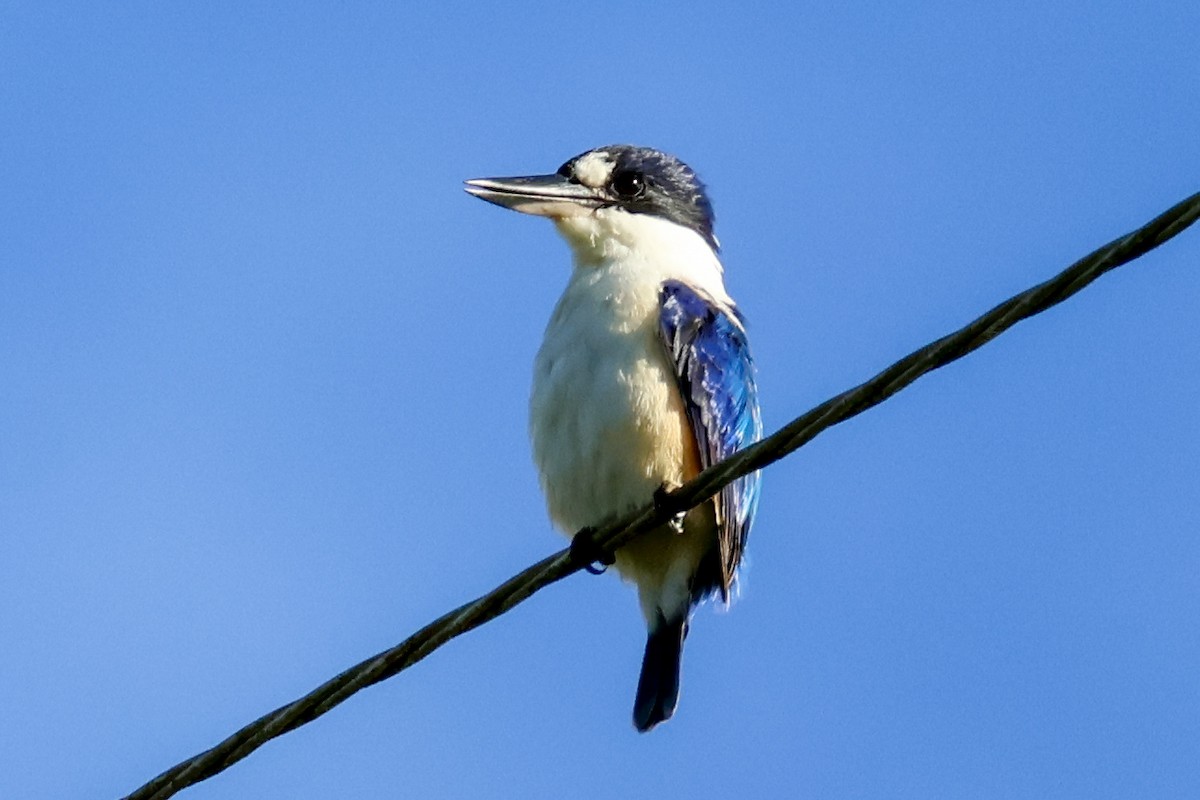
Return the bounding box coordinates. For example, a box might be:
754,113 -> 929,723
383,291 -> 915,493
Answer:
553,207 -> 724,285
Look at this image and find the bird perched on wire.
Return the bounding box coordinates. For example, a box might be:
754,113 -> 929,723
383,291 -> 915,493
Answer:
465,145 -> 762,732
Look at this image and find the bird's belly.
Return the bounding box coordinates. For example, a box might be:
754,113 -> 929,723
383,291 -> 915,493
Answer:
530,326 -> 699,536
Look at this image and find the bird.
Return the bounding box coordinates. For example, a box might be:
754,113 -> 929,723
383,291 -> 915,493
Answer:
465,145 -> 762,732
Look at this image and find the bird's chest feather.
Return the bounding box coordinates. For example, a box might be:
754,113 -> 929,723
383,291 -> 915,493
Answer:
529,271 -> 696,534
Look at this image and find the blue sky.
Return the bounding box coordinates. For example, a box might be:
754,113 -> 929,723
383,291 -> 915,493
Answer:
3,3 -> 1198,798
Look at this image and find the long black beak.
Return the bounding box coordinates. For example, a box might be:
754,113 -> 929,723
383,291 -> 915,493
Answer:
464,173 -> 603,218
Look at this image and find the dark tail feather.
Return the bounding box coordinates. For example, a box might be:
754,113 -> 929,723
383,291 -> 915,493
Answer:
633,615 -> 688,732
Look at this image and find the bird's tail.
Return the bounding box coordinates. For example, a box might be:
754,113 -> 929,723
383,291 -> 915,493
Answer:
633,614 -> 688,732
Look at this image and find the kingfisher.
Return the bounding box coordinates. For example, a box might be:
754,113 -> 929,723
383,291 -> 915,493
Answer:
465,145 -> 762,732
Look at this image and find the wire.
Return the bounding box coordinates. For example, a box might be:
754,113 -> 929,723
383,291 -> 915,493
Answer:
124,189 -> 1200,800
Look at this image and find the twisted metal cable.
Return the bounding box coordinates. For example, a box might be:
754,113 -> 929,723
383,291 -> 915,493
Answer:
124,190 -> 1200,800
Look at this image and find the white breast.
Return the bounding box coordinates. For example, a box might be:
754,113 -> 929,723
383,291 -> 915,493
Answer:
529,210 -> 729,532
528,209 -> 732,619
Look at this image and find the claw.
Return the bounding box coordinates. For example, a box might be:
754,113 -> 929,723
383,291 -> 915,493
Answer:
653,483 -> 686,535
570,527 -> 615,574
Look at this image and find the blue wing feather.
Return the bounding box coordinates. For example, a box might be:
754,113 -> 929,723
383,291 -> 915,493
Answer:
659,280 -> 762,602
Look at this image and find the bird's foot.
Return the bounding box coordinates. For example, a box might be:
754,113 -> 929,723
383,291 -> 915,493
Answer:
653,483 -> 686,535
570,527 -> 615,575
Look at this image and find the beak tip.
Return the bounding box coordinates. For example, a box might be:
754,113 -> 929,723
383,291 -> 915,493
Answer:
463,180 -> 491,200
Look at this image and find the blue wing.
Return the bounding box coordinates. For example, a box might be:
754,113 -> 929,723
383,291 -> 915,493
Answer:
659,280 -> 763,603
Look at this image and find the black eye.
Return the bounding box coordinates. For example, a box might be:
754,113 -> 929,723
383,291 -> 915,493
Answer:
556,161 -> 575,180
611,170 -> 646,199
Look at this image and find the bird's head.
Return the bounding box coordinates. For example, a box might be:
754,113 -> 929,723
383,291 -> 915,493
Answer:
465,145 -> 718,261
